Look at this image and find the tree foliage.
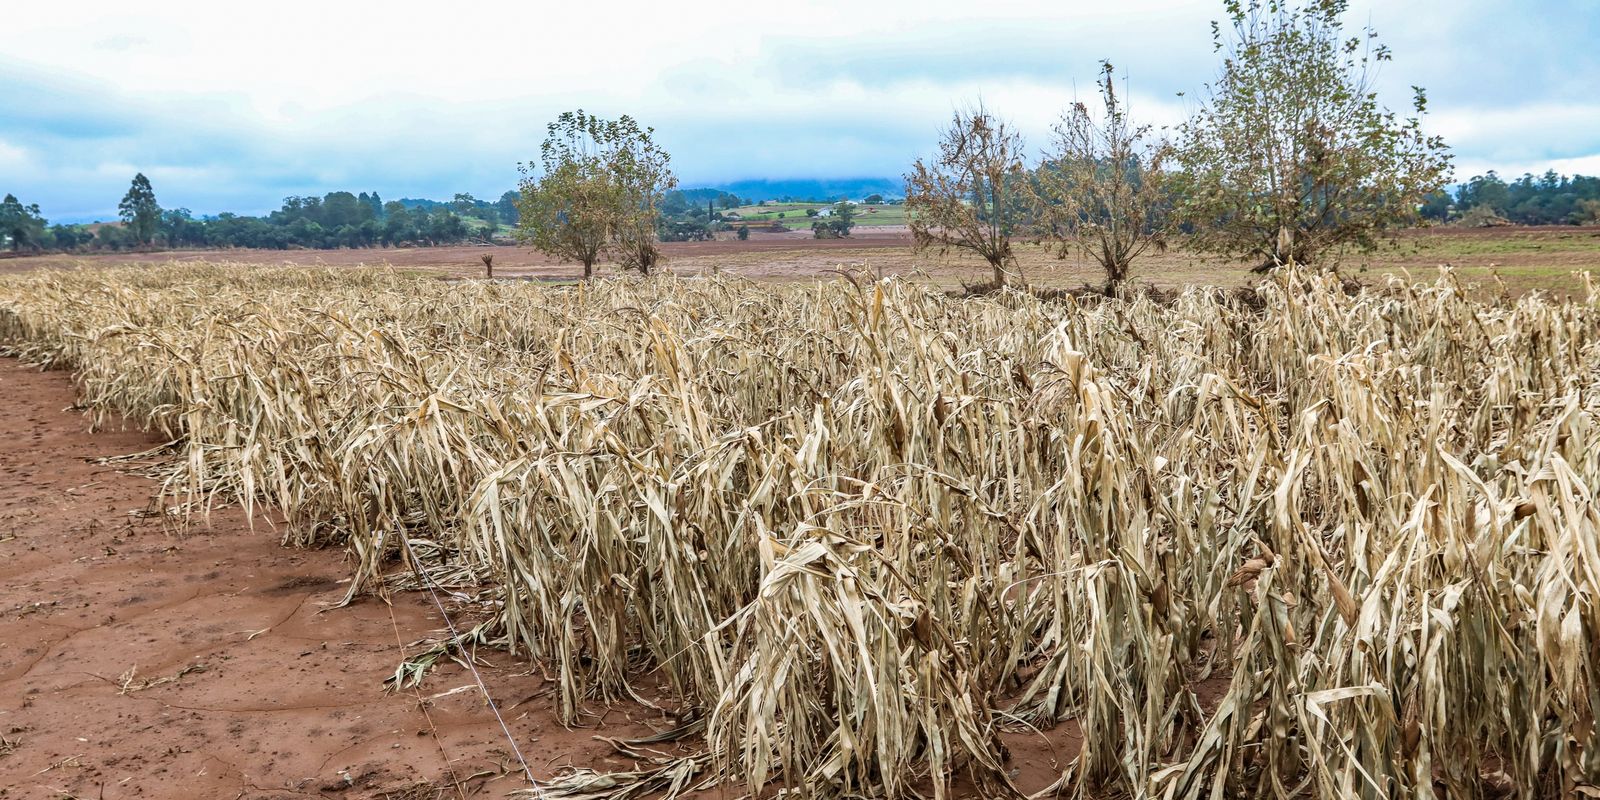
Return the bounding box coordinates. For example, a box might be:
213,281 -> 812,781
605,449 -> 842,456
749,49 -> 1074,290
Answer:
905,108 -> 1028,287
608,117 -> 677,273
118,173 -> 162,247
0,194 -> 48,252
1446,170 -> 1600,225
1173,0 -> 1451,269
1033,62 -> 1173,292
515,110 -> 676,278
811,202 -> 856,239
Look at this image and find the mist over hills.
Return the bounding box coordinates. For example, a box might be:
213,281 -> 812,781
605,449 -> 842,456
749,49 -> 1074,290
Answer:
698,177 -> 903,203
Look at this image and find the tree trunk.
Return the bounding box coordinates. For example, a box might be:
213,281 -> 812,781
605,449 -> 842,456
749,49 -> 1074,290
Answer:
583,259 -> 594,280
991,257 -> 1006,288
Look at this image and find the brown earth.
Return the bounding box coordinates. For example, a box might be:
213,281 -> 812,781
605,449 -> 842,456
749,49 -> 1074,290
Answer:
0,359 -> 1073,799
0,229 -> 913,282
0,359 -> 675,799
7,225 -> 1600,296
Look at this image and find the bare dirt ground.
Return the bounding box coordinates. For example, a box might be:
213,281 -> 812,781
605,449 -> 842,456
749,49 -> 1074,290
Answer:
0,359 -> 667,799
0,359 -> 1073,799
0,229 -> 913,282
5,226 -> 1599,295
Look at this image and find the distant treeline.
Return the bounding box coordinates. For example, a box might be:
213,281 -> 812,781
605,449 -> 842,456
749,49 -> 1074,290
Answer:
2,187 -> 523,252
145,190 -> 515,250
1422,171 -> 1600,226
16,167 -> 1592,255
1,179 -> 757,253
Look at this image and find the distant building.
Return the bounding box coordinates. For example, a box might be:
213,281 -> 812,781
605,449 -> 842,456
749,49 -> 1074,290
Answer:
723,212 -> 743,221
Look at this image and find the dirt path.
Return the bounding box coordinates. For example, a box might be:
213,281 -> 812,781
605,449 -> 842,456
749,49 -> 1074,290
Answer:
0,359 -> 663,799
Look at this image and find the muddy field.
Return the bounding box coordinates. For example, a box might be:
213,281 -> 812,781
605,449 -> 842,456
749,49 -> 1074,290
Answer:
6,225 -> 1600,296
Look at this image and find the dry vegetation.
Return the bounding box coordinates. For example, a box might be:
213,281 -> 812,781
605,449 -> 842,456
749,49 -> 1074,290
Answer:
3,262 -> 1599,798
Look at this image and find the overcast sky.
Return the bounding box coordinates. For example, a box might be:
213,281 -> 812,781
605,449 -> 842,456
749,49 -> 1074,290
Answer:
3,0 -> 1597,222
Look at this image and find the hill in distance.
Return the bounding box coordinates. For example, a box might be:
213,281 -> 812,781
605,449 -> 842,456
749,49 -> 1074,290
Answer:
699,178 -> 903,203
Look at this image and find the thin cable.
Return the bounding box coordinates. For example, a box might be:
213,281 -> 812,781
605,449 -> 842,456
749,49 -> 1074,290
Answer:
384,597 -> 471,800
398,533 -> 542,793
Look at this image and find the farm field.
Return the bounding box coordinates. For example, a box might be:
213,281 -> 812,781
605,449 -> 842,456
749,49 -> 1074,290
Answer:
4,225 -> 1599,297
728,202 -> 908,229
2,261 -> 1598,798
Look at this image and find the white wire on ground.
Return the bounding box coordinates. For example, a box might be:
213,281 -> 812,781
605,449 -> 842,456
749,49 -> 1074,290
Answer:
398,533 -> 543,795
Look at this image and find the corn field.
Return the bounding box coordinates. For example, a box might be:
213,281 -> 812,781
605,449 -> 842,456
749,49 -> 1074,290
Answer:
2,262 -> 1597,798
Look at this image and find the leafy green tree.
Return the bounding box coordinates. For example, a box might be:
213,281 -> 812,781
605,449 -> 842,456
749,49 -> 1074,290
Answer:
1574,199 -> 1600,225
833,201 -> 855,230
287,218 -> 327,248
863,194 -> 885,205
495,190 -> 520,226
46,223 -> 94,250
1456,171 -> 1510,215
1033,62 -> 1173,292
118,173 -> 162,246
736,224 -> 750,241
1173,0 -> 1451,270
0,194 -> 47,252
597,117 -> 675,273
382,202 -> 414,245
427,210 -> 469,243
515,110 -> 675,278
94,224 -> 134,251
658,218 -> 713,242
1418,189 -> 1452,222
906,107 -> 1029,286
516,123 -> 621,278
159,208 -> 207,248
811,202 -> 857,239
321,191 -> 371,228
1467,171 -> 1600,225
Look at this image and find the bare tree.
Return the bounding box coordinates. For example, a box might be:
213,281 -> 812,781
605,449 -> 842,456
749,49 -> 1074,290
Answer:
1034,62 -> 1172,293
905,107 -> 1029,288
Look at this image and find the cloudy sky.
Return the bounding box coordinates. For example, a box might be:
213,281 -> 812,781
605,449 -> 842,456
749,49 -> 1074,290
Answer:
3,0 -> 1597,222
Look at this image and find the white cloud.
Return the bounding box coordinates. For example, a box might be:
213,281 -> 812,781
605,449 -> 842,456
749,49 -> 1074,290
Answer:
2,0 -> 1595,219
1431,103 -> 1600,165
0,139 -> 31,173
1454,153 -> 1600,183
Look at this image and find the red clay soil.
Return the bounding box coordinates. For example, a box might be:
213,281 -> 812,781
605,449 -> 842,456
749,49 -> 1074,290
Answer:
0,358 -> 1073,799
0,359 -> 670,799
0,229 -> 915,280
